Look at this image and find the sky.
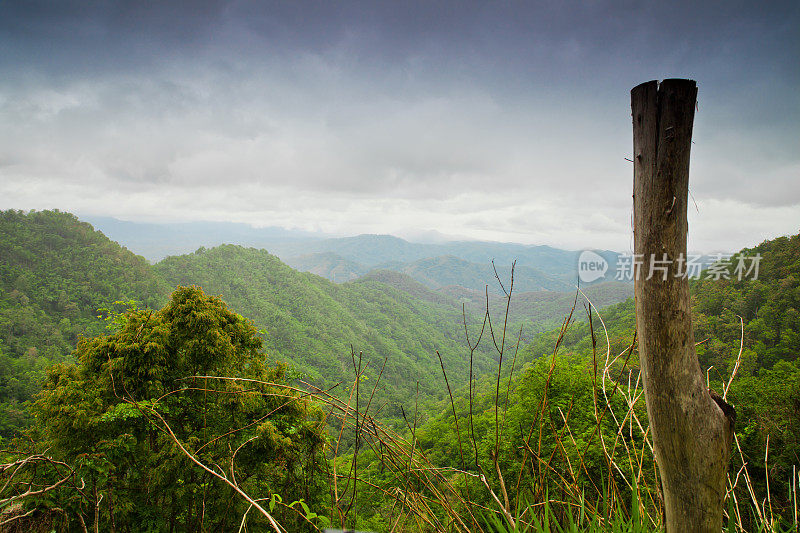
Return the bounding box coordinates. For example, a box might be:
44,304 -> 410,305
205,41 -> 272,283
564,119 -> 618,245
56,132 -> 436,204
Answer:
0,0 -> 797,252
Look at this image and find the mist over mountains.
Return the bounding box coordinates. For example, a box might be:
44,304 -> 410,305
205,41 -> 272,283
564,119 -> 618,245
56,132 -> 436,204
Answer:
84,216 -> 625,295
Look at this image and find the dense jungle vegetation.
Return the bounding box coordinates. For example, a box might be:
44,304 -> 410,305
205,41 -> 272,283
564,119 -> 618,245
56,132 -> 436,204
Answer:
0,209 -> 797,532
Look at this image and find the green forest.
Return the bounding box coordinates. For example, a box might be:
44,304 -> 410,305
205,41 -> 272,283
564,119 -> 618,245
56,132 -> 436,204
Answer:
0,209 -> 798,532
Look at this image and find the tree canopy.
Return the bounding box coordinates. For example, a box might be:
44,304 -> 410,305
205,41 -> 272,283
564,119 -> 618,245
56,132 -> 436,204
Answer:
29,286 -> 327,532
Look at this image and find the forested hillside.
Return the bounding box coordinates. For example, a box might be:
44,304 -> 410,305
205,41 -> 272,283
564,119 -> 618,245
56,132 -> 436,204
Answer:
444,279 -> 633,333
1,211 -> 523,436
154,245 -> 496,423
1,210 -> 797,531
0,210 -> 170,433
284,251 -> 368,282
0,209 -> 629,438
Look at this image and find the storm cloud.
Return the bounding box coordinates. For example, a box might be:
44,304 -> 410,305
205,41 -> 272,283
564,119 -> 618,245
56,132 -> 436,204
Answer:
1,0 -> 797,251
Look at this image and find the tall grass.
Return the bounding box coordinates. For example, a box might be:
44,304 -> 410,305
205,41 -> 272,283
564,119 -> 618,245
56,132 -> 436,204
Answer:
306,266 -> 799,532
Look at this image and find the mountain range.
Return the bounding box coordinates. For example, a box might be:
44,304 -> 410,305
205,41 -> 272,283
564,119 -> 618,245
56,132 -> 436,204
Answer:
85,216 -> 625,295
1,210 -> 633,434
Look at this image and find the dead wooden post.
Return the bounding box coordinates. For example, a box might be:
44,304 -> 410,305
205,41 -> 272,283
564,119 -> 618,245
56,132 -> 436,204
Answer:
631,79 -> 735,532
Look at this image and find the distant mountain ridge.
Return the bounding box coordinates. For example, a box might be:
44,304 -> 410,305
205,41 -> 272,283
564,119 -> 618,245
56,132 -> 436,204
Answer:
81,216 -> 323,262
84,217 -> 623,286
284,252 -> 368,282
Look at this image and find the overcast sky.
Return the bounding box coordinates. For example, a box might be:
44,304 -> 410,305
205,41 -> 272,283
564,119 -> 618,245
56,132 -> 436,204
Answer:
1,1 -> 797,251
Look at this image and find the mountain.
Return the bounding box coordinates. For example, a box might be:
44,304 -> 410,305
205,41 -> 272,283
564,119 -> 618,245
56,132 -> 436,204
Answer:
0,210 -> 171,432
269,234 -> 588,274
372,254 -> 574,293
0,213 -> 501,434
84,217 -> 623,285
284,252 -> 369,282
0,210 -> 629,437
154,245 -> 496,423
440,280 -> 633,332
272,234 -> 427,265
81,216 -> 324,262
357,270 -> 456,308
285,248 -> 619,296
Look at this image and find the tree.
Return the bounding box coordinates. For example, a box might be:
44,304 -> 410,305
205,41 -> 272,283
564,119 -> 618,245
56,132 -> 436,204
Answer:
31,286 -> 327,532
631,79 -> 735,532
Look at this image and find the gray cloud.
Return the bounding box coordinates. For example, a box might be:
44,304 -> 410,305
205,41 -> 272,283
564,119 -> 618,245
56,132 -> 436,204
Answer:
0,0 -> 797,252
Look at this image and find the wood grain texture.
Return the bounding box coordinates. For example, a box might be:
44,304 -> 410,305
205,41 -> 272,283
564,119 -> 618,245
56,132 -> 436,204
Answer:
632,79 -> 734,533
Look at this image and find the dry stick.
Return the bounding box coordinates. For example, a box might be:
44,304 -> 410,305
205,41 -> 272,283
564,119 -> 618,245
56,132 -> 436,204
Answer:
342,348 -> 364,522
230,435 -> 259,487
503,325 -> 523,435
588,302 -> 599,422
633,425 -> 662,528
624,370 -> 655,458
542,412 -> 586,517
571,335 -> 637,502
504,325 -> 523,518
0,456 -> 77,508
587,300 -> 641,483
513,299 -> 579,502
106,363 -> 286,533
793,465 -> 797,530
579,287 -> 630,497
590,314 -> 647,520
77,513 -> 89,533
609,386 -> 653,519
143,404 -> 285,532
397,384 -> 425,530
358,438 -> 419,524
0,507 -> 37,528
383,470 -> 466,533
184,374 -> 346,502
342,353 -> 387,526
436,350 -> 467,473
194,391 -> 311,454
463,300 -> 488,469
723,315 -> 745,400
765,434 -> 774,524
487,261 -> 515,517
584,298 -> 621,515
336,473 -> 439,530
557,403 -> 580,484
435,350 -> 483,532
172,377 -> 341,527
383,431 -> 477,533
733,433 -> 765,525
478,468 -> 517,528
0,455 -> 67,496
602,365 -> 639,492
536,308 -> 580,501
518,439 -> 589,511
725,470 -> 744,531
521,342 -> 567,505
331,355 -> 362,527
381,454 -> 451,533
409,450 -> 464,528
354,356 -> 389,477
718,314 -> 748,531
